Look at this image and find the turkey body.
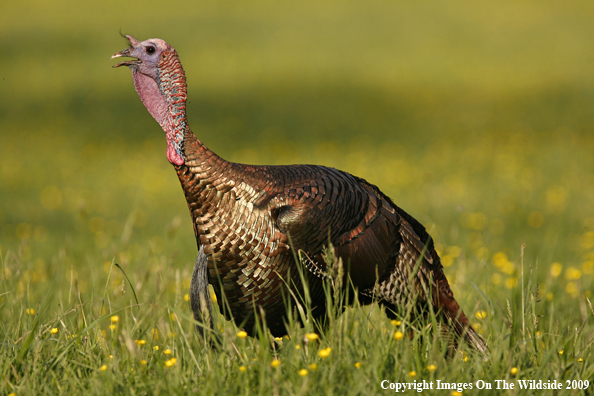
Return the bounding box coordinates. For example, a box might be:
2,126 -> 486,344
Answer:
179,130 -> 457,338
112,36 -> 487,352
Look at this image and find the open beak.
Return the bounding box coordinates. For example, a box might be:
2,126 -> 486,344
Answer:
111,47 -> 141,68
112,35 -> 143,68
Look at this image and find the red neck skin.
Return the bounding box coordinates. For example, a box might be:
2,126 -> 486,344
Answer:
130,48 -> 228,195
131,49 -> 188,166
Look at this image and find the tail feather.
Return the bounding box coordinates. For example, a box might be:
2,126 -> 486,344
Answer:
436,281 -> 489,353
443,307 -> 489,354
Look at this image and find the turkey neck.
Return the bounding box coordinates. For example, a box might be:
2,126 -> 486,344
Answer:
166,113 -> 232,219
149,67 -> 234,217
131,50 -> 230,193
176,127 -> 231,192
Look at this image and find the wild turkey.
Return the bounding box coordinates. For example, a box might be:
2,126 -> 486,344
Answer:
112,35 -> 488,352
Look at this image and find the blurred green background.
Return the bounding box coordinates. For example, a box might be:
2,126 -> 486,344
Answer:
1,0 -> 593,314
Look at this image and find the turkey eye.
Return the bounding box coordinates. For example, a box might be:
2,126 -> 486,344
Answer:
146,46 -> 155,54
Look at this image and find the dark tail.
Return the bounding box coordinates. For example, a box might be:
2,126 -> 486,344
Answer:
444,308 -> 489,354
436,280 -> 488,353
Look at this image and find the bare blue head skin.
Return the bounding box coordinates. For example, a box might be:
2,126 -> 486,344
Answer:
112,35 -> 188,166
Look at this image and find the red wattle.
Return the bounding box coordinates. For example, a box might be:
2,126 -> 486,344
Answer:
167,143 -> 184,166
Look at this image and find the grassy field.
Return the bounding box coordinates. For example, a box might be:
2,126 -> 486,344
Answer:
1,1 -> 594,394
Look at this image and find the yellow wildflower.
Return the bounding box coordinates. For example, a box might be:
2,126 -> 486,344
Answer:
99,364 -> 107,371
394,331 -> 404,341
110,315 -> 119,323
578,358 -> 583,363
299,369 -> 308,376
565,267 -> 582,280
427,364 -> 437,372
441,254 -> 454,267
135,339 -> 146,346
183,293 -> 190,302
151,328 -> 160,341
448,245 -> 462,257
474,310 -> 487,320
409,371 -> 417,378
510,367 -> 518,375
164,348 -> 172,355
239,365 -> 247,372
237,331 -> 248,339
271,359 -> 281,368
165,357 -> 177,367
550,263 -> 562,278
50,328 -> 59,335
26,308 -> 36,315
354,362 -> 362,369
318,348 -> 331,358
309,363 -> 317,371
391,320 -> 401,326
274,337 -> 283,342
558,350 -> 564,355
492,273 -> 502,285
565,282 -> 579,298
109,324 -> 116,331
141,360 -> 147,365
295,345 -> 301,350
305,333 -> 319,341
527,211 -> 544,228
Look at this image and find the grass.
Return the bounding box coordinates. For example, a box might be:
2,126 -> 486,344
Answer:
1,243 -> 593,395
2,0 -> 594,394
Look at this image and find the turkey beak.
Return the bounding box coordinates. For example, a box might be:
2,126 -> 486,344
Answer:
111,48 -> 141,68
